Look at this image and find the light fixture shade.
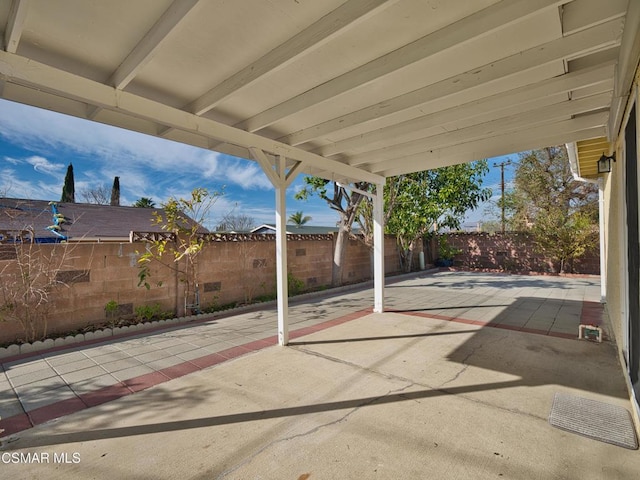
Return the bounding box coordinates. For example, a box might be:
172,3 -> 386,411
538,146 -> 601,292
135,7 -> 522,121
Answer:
597,153 -> 615,173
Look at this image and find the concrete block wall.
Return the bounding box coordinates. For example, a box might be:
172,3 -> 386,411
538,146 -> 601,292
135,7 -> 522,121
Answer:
443,232 -> 599,274
0,234 -> 405,344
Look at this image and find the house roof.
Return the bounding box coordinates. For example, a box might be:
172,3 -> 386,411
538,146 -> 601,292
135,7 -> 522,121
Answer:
0,198 -> 191,242
251,224 -> 360,235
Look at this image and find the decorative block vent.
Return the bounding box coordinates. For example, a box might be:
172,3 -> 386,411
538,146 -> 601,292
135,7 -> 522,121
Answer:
204,281 -> 222,292
56,270 -> 90,284
253,259 -> 267,268
0,246 -> 17,260
117,303 -> 133,316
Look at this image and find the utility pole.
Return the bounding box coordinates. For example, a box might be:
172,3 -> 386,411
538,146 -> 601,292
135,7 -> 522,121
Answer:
493,159 -> 512,234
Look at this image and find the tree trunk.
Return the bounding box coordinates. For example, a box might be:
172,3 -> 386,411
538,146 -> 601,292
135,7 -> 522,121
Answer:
404,239 -> 416,273
332,226 -> 349,286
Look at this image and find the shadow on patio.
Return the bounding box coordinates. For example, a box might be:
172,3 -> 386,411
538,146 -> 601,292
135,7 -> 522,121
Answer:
1,273 -> 636,479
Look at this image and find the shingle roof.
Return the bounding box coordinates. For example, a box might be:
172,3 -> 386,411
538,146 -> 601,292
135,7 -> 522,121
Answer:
0,198 -> 201,242
251,224 -> 356,235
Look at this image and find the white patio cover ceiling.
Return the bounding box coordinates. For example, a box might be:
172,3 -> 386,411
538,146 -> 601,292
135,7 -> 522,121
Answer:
0,0 -> 635,183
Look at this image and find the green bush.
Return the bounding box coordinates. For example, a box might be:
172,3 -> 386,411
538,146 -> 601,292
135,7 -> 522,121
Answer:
437,235 -> 462,260
202,301 -> 238,314
288,273 -> 305,296
134,304 -> 173,323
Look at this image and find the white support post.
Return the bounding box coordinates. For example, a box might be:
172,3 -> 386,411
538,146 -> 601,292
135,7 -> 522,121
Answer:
275,155 -> 289,345
373,182 -> 385,312
598,179 -> 607,303
251,149 -> 300,346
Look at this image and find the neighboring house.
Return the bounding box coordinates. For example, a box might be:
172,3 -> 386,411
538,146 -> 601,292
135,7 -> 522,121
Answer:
251,224 -> 340,235
0,198 -> 204,243
251,224 -> 362,235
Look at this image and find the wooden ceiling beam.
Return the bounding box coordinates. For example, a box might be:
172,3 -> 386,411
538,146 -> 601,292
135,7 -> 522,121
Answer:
0,50 -> 383,184
109,0 -> 200,90
349,92 -> 611,165
188,0 -> 397,116
237,0 -> 565,133
314,61 -> 614,156
373,112 -> 607,176
3,0 -> 29,53
282,18 -> 622,147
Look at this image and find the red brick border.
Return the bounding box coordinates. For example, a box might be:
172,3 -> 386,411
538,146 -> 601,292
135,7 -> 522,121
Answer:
0,309 -> 371,438
389,300 -> 606,341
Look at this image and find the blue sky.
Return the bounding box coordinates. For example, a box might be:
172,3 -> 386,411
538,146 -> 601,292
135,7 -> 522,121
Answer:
0,98 -> 514,229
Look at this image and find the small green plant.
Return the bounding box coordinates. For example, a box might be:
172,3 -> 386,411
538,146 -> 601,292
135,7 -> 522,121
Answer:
134,303 -> 173,323
104,300 -> 119,327
202,301 -> 238,314
104,300 -> 118,313
288,273 -> 305,296
254,293 -> 277,303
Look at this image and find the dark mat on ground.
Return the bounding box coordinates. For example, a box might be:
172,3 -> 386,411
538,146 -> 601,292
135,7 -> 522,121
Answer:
549,392 -> 638,450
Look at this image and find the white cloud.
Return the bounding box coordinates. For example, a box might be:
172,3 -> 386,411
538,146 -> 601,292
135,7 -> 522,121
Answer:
0,167 -> 59,199
223,161 -> 272,190
25,156 -> 65,176
0,100 -> 267,192
0,100 -> 338,225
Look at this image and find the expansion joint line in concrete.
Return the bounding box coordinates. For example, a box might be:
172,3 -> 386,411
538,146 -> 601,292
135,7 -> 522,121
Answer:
214,382 -> 416,480
439,334 -> 508,387
294,343 -> 546,424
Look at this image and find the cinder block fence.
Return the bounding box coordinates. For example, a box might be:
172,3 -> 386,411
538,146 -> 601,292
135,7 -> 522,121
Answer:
0,234 -> 408,344
443,232 -> 599,275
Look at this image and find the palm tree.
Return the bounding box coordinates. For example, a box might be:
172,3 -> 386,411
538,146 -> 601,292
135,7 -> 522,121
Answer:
133,197 -> 156,208
289,211 -> 311,226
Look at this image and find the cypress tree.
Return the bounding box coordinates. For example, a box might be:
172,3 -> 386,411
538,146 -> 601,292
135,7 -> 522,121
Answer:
61,163 -> 75,203
110,176 -> 120,206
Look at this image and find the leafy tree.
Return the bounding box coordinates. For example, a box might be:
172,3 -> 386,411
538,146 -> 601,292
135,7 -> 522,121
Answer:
532,209 -> 597,274
110,176 -> 120,206
60,163 -> 75,203
137,188 -> 222,315
289,211 -> 311,226
79,184 -> 110,204
133,197 -> 156,208
511,146 -> 598,273
383,162 -> 491,272
296,179 -> 369,286
216,213 -> 256,232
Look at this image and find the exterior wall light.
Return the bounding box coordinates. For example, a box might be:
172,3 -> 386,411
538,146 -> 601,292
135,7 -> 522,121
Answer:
597,152 -> 616,173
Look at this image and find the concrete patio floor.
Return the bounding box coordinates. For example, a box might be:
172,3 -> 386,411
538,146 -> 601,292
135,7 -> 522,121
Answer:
1,271 -> 637,479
